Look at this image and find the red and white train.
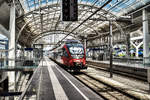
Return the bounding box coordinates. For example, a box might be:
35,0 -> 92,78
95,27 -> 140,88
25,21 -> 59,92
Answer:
55,39 -> 87,71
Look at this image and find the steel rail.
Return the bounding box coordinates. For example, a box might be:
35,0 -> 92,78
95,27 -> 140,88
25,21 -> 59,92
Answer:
75,73 -> 135,100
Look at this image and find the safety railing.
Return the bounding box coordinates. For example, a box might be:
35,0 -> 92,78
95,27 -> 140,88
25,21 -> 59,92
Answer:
0,57 -> 41,70
18,60 -> 43,100
87,56 -> 150,68
143,57 -> 150,65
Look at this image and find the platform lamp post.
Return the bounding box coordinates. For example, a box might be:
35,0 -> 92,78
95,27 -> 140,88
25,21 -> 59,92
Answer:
109,21 -> 113,78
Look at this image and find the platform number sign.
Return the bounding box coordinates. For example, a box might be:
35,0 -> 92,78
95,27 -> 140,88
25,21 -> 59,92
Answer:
61,0 -> 78,21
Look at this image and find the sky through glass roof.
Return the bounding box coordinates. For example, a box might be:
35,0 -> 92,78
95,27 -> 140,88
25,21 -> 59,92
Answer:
21,0 -> 150,15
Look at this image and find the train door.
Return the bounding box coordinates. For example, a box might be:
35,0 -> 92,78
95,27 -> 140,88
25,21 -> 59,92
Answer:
61,48 -> 69,66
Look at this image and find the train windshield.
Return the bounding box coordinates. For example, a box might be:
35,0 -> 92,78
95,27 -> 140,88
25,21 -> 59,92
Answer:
67,44 -> 84,55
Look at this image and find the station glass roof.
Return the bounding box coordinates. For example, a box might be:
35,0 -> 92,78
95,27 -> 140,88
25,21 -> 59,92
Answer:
17,0 -> 150,46
21,0 -> 150,14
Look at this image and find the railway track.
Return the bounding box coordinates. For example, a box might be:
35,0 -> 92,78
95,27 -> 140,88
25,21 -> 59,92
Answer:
74,72 -> 135,100
86,61 -> 147,81
51,58 -> 150,100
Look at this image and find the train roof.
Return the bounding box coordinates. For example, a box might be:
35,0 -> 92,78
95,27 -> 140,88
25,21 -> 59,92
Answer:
65,39 -> 81,44
51,39 -> 83,52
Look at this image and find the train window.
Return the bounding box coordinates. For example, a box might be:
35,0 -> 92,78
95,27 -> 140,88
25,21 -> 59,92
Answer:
64,50 -> 69,57
62,48 -> 65,56
62,48 -> 68,57
68,46 -> 84,55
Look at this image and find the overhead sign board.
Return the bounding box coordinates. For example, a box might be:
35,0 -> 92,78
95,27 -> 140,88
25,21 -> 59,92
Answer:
61,0 -> 78,21
33,44 -> 43,49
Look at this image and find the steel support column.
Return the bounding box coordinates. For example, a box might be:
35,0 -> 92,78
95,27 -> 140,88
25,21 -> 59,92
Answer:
84,35 -> 87,53
126,34 -> 130,58
143,9 -> 150,64
109,21 -> 113,78
8,1 -> 16,92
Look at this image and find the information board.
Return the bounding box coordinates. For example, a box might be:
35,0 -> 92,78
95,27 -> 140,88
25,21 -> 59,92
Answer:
61,0 -> 78,21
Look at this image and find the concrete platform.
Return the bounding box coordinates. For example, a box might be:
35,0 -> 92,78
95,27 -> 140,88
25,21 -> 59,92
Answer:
35,57 -> 103,100
87,58 -> 149,68
86,59 -> 148,79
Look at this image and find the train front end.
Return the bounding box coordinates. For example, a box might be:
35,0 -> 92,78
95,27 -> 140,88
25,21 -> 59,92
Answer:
66,43 -> 87,70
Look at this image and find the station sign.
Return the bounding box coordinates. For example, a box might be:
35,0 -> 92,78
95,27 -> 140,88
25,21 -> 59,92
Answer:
25,48 -> 33,51
33,44 -> 43,49
61,0 -> 78,21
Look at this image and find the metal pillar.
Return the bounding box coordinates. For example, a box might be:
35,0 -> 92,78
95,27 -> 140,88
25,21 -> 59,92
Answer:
143,9 -> 150,64
84,35 -> 87,53
109,21 -> 113,78
4,40 -> 8,66
126,34 -> 130,58
84,39 -> 87,51
136,48 -> 139,58
8,1 -> 16,92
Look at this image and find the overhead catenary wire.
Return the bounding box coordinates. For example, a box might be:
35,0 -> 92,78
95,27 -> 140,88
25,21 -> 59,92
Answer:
55,0 -> 113,48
